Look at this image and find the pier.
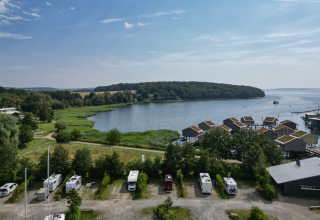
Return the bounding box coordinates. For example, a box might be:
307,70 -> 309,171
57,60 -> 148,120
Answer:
291,109 -> 320,114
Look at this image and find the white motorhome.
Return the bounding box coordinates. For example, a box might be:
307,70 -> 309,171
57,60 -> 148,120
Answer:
43,174 -> 63,192
199,173 -> 212,193
127,170 -> 139,191
0,183 -> 18,197
44,213 -> 65,220
223,177 -> 237,195
66,175 -> 82,193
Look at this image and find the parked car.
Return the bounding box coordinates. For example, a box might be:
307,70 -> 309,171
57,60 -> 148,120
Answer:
164,174 -> 173,192
0,183 -> 18,197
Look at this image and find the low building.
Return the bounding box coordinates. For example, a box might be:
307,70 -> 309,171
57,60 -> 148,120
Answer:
308,118 -> 320,130
266,157 -> 320,199
305,113 -> 317,121
148,94 -> 154,100
290,130 -> 318,145
275,135 -> 306,152
279,120 -> 298,130
240,116 -> 255,126
198,121 -> 216,131
227,121 -> 246,133
273,125 -> 294,136
223,117 -> 239,126
182,126 -> 203,138
256,127 -> 278,141
0,107 -> 20,115
213,124 -> 232,135
263,117 -> 278,126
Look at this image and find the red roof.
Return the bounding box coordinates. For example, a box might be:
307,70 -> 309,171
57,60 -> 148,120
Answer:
219,124 -> 231,131
205,121 -> 216,126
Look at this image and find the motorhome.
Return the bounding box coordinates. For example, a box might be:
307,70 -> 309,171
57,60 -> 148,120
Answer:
43,174 -> 63,192
0,183 -> 18,197
223,177 -> 237,195
44,213 -> 65,220
199,173 -> 212,193
65,175 -> 82,193
127,170 -> 139,191
164,174 -> 173,192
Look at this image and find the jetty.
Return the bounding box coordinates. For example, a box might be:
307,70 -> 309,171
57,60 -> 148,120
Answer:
291,109 -> 320,114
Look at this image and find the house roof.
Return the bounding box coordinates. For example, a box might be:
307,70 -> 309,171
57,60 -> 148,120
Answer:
266,157 -> 320,184
256,127 -> 268,133
280,120 -> 298,125
234,121 -> 246,127
204,121 -> 216,126
190,126 -> 202,132
264,117 -> 277,122
242,116 -> 254,121
274,125 -> 293,131
291,131 -> 308,138
276,135 -> 295,144
230,117 -> 239,122
219,124 -> 231,131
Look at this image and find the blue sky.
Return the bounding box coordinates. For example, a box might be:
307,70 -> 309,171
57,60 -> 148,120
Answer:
0,0 -> 319,89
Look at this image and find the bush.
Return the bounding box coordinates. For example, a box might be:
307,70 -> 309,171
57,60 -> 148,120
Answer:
55,119 -> 68,132
261,184 -> 277,201
56,130 -> 72,143
71,129 -> 82,141
249,207 -> 268,220
153,197 -> 177,220
137,172 -> 148,198
216,174 -> 227,199
106,128 -> 121,144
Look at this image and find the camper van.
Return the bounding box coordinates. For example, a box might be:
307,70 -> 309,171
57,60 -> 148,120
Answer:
65,175 -> 82,193
127,170 -> 139,191
164,174 -> 173,192
0,183 -> 18,197
43,174 -> 63,192
199,173 -> 212,193
223,177 -> 237,195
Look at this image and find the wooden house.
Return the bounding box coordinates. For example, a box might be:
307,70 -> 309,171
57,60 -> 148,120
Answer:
198,121 -> 216,131
308,118 -> 320,130
279,120 -> 298,130
273,125 -> 294,136
256,127 -> 278,141
267,157 -> 320,199
290,130 -> 318,145
305,113 -> 317,121
227,121 -> 246,133
223,117 -> 239,126
275,135 -> 306,152
240,116 -> 255,126
182,126 -> 203,138
263,117 -> 278,126
213,124 -> 232,135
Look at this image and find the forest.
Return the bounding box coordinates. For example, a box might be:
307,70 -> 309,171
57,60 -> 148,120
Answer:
94,81 -> 265,99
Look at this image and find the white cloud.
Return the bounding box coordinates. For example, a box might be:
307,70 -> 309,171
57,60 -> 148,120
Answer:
138,22 -> 149,26
125,22 -> 133,28
23,11 -> 41,17
0,0 -> 20,14
100,18 -> 123,24
46,2 -> 53,6
31,7 -> 40,13
139,9 -> 185,18
0,19 -> 11,25
0,31 -> 33,39
0,14 -> 29,20
70,7 -> 75,10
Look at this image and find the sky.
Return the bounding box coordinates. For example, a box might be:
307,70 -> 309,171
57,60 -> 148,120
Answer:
0,0 -> 319,89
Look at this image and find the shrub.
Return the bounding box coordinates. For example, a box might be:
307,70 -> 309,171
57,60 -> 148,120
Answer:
71,129 -> 82,141
216,174 -> 227,199
137,172 -> 148,198
55,119 -> 69,132
106,128 -> 121,144
261,184 -> 277,201
153,197 -> 177,220
56,130 -> 72,143
177,169 -> 186,198
249,207 -> 268,220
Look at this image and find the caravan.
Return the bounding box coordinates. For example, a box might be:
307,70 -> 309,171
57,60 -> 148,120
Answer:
43,174 -> 63,192
127,170 -> 139,191
223,177 -> 237,195
66,175 -> 82,193
199,173 -> 212,193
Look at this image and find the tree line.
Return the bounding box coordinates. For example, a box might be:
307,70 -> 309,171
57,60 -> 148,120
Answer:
95,81 -> 265,99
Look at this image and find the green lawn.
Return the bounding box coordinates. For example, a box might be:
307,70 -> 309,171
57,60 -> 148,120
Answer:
18,138 -> 56,157
79,211 -> 101,220
142,206 -> 195,220
225,209 -> 279,220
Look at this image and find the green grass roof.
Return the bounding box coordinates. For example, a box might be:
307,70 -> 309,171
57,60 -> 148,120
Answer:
264,117 -> 276,122
277,135 -> 295,143
243,116 -> 254,121
230,117 -> 239,122
256,127 -> 268,133
291,131 -> 308,137
219,124 -> 231,131
234,121 -> 246,127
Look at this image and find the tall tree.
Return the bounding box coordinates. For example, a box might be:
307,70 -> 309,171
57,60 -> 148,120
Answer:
105,152 -> 124,179
71,147 -> 92,177
21,112 -> 38,130
181,143 -> 197,176
163,143 -> 182,175
18,124 -> 33,148
51,145 -> 70,176
36,101 -> 52,122
66,188 -> 82,220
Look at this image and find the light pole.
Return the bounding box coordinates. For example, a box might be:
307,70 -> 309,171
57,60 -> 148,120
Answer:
165,200 -> 173,215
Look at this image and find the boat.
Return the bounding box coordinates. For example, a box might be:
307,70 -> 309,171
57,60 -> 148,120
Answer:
273,101 -> 279,104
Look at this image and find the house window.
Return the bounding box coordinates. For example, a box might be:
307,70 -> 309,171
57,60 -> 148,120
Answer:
301,185 -> 320,191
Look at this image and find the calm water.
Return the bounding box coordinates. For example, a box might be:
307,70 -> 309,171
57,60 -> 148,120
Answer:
88,90 -> 320,139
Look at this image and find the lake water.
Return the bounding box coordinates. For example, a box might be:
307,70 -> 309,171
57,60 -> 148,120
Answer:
87,90 -> 320,139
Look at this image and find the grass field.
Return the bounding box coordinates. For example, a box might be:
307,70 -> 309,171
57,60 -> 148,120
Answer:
225,209 -> 279,220
18,138 -> 56,157
142,206 -> 194,220
80,129 -> 180,149
22,142 -> 164,162
74,90 -> 136,98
